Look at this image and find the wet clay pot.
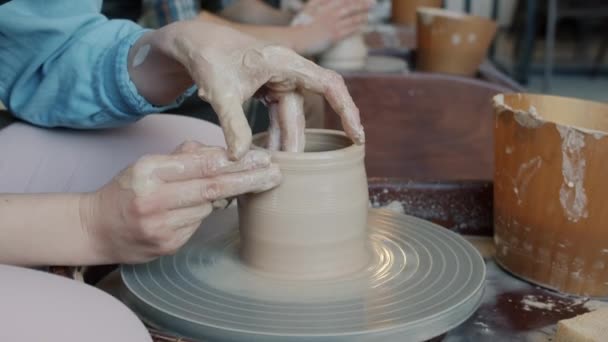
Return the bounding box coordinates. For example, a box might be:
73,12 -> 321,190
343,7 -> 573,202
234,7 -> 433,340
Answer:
494,93 -> 608,297
319,34 -> 368,71
391,0 -> 442,26
238,129 -> 370,279
416,7 -> 497,77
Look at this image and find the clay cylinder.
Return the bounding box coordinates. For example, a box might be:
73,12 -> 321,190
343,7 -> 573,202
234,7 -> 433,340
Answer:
319,34 -> 368,71
391,0 -> 442,26
416,7 -> 497,77
238,129 -> 370,279
494,93 -> 608,297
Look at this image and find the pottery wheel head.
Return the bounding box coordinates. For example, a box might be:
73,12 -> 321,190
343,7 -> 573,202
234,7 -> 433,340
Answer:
121,208 -> 485,342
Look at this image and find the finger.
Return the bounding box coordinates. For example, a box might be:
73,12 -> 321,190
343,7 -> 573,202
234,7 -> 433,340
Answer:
336,17 -> 370,39
337,0 -> 376,16
204,90 -> 252,160
320,71 -> 365,144
157,164 -> 282,209
290,65 -> 364,144
267,102 -> 282,151
162,207 -> 211,256
167,223 -> 200,252
337,12 -> 369,30
264,50 -> 365,144
302,0 -> 330,16
277,92 -> 306,152
137,149 -> 272,183
165,203 -> 213,230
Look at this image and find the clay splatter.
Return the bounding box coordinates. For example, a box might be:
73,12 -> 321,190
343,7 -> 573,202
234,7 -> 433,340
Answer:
420,13 -> 434,26
521,295 -> 555,311
451,33 -> 462,45
513,106 -> 544,128
512,156 -> 542,205
382,200 -> 405,214
493,95 -> 544,129
557,125 -> 588,222
468,33 -> 477,43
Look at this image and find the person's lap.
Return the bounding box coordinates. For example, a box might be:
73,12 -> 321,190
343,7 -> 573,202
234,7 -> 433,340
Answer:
0,114 -> 225,193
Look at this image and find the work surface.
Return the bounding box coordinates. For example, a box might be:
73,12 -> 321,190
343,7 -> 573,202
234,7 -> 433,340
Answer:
370,181 -> 607,341
51,179 -> 606,341
89,250 -> 602,342
443,246 -> 604,341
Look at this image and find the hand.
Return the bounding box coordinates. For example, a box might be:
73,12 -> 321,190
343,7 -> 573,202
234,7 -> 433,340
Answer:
150,21 -> 365,157
291,0 -> 376,55
81,141 -> 281,264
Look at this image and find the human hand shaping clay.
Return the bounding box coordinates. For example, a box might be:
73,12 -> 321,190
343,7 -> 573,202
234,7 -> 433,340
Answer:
291,0 -> 376,55
80,141 -> 281,264
130,21 -> 365,156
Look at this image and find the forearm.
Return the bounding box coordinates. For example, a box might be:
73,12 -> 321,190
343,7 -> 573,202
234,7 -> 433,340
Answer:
198,12 -> 308,54
0,193 -> 102,266
219,0 -> 292,25
1,1 -> 195,129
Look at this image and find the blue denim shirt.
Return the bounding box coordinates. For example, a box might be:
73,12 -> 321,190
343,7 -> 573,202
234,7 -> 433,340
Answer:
0,0 -> 191,128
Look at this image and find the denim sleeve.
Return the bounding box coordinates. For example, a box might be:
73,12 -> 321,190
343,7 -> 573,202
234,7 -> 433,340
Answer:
145,0 -> 200,27
0,0 -> 194,129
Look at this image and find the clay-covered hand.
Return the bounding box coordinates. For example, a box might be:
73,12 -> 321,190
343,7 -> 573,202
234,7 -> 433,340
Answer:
151,21 -> 365,157
291,0 -> 376,55
81,141 -> 281,264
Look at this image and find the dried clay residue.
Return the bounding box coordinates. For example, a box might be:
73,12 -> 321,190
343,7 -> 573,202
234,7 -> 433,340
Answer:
521,295 -> 555,311
369,199 -> 405,215
513,105 -> 544,128
493,95 -> 544,129
512,156 -> 542,205
557,125 -> 588,222
517,294 -> 607,314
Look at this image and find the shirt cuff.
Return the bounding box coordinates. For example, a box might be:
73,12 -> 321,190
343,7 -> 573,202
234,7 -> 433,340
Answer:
96,29 -> 196,121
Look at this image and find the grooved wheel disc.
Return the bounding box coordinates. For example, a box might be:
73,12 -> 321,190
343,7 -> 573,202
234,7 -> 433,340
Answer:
121,209 -> 485,341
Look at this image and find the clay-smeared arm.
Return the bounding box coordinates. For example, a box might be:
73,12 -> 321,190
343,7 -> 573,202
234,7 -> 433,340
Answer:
0,142 -> 281,266
129,20 -> 365,159
198,0 -> 374,56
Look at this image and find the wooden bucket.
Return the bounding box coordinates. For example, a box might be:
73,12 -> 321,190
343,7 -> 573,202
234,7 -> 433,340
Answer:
494,93 -> 608,297
391,0 -> 442,26
416,7 -> 497,77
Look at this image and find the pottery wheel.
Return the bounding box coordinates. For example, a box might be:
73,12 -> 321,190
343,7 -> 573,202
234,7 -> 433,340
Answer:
121,208 -> 485,341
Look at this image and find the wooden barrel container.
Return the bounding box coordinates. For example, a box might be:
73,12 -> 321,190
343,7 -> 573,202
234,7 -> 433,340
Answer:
416,7 -> 497,77
391,0 -> 442,26
494,93 -> 608,297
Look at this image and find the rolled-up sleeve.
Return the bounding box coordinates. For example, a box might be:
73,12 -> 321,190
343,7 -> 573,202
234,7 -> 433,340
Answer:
0,0 -> 193,129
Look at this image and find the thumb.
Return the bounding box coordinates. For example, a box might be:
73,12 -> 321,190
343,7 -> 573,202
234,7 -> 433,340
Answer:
204,91 -> 253,160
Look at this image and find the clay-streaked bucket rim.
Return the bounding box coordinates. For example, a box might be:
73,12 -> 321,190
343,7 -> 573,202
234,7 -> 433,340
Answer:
416,7 -> 496,27
492,92 -> 608,136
